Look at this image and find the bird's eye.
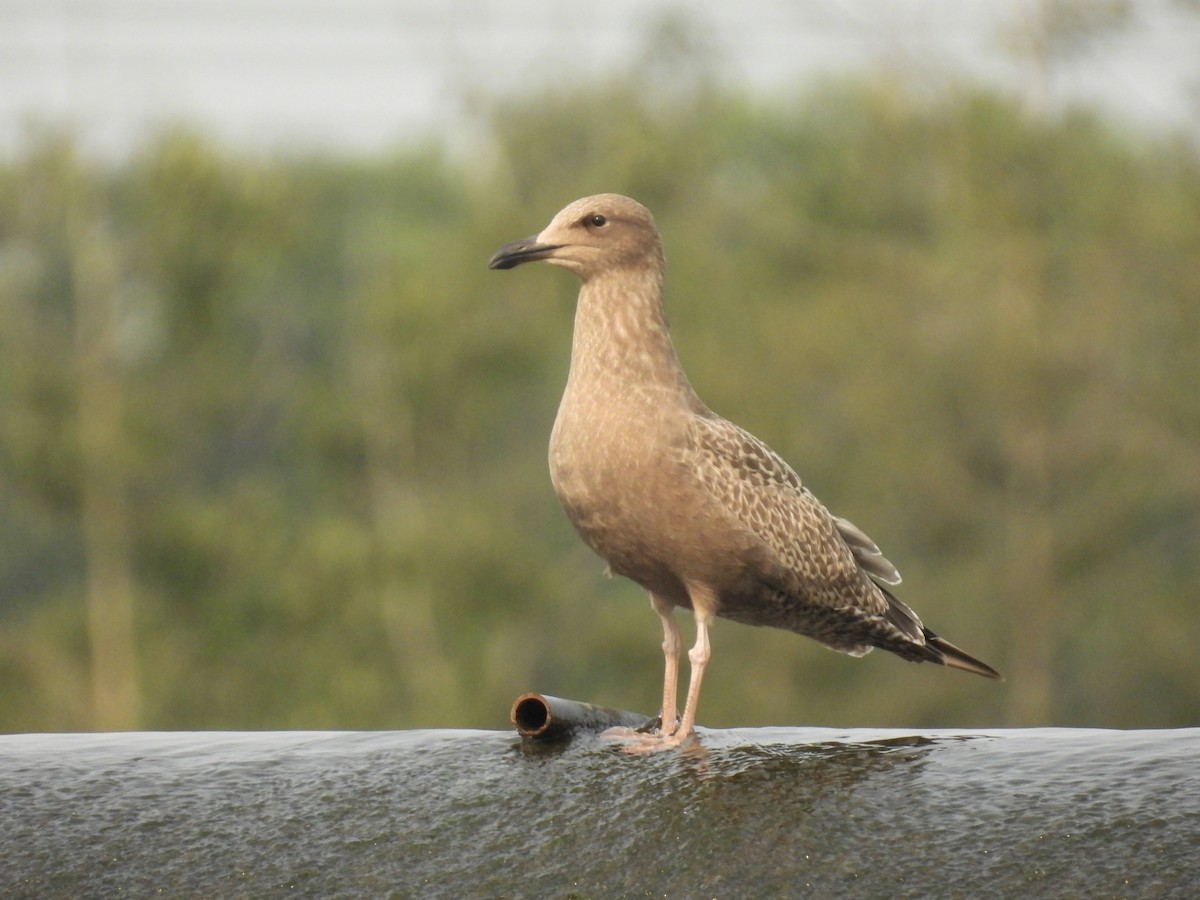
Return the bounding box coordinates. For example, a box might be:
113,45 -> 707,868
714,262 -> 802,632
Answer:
586,214 -> 607,228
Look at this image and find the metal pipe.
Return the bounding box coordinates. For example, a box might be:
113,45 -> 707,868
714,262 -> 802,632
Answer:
510,692 -> 651,740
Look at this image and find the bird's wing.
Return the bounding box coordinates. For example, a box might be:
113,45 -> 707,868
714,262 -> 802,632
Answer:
686,414 -> 900,611
831,515 -> 902,585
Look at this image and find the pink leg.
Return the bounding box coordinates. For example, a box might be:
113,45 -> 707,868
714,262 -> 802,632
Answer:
604,587 -> 714,754
650,594 -> 681,736
667,608 -> 712,744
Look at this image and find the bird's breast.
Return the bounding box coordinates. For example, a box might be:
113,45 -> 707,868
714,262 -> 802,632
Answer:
548,385 -> 746,604
548,384 -> 666,539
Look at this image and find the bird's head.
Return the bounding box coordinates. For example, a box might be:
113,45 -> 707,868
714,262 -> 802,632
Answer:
488,194 -> 663,282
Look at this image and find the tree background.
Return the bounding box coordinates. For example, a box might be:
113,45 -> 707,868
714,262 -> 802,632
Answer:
1,15 -> 1199,733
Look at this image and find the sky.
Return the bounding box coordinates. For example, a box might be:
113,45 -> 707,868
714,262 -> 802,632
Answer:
1,0 -> 1198,157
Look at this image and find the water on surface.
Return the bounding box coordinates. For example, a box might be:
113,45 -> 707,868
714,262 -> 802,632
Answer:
1,727 -> 1198,898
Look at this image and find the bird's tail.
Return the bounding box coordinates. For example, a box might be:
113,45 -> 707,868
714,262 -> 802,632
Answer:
922,628 -> 1002,680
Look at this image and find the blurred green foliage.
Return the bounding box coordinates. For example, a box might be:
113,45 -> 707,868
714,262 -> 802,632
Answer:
1,71 -> 1198,733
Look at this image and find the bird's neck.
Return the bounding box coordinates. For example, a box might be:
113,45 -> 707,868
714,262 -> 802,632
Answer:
566,267 -> 699,404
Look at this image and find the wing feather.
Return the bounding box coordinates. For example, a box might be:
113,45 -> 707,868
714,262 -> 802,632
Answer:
687,415 -> 897,611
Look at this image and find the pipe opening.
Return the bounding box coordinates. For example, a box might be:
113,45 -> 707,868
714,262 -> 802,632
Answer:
512,694 -> 551,736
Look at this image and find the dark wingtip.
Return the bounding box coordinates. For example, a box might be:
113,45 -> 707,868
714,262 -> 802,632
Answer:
923,629 -> 1003,680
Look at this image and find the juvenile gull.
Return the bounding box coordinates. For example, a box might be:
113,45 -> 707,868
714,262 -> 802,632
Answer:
489,194 -> 1000,750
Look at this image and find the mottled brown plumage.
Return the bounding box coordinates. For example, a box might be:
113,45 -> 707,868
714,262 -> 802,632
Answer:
489,194 -> 999,749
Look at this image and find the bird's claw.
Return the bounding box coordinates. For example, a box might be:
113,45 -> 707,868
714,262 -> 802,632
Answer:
635,715 -> 661,734
635,710 -> 680,736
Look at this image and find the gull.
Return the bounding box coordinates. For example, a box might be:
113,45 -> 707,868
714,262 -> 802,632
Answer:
489,194 -> 1000,750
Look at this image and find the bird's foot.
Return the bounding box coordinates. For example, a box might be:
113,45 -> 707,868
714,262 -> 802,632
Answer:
599,725 -> 698,755
634,711 -> 680,735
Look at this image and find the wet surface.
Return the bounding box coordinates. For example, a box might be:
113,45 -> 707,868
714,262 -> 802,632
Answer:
1,727 -> 1197,897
